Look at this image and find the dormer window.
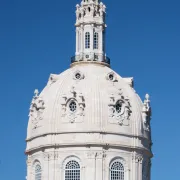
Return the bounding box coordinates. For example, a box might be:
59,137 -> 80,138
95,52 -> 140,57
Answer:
85,32 -> 90,49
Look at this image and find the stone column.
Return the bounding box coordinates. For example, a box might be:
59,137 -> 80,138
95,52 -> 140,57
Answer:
99,26 -> 103,61
43,153 -> 50,180
76,27 -> 79,55
132,152 -> 139,180
138,156 -> 143,180
26,156 -> 32,180
80,25 -> 84,57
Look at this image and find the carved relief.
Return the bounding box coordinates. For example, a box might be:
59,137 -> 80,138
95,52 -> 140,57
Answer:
132,152 -> 143,164
87,151 -> 106,159
76,1 -> 106,21
142,94 -> 152,131
61,86 -> 85,123
29,89 -> 45,129
43,152 -> 59,161
108,89 -> 131,126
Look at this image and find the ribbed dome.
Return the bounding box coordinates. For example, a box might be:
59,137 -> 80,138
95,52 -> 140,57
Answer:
26,63 -> 151,153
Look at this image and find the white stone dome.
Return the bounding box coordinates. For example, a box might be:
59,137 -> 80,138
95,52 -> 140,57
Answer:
26,63 -> 151,154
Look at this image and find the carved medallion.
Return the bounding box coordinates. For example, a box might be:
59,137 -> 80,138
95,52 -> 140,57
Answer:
108,89 -> 131,126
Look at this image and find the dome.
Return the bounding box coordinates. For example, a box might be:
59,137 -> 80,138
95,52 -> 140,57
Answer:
26,63 -> 151,155
25,1 -> 153,179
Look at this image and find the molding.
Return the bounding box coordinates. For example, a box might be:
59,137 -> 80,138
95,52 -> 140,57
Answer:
25,143 -> 153,158
26,131 -> 152,144
26,131 -> 151,143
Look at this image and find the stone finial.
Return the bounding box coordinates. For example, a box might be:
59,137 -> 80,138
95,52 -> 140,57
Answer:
34,89 -> 39,97
142,94 -> 152,131
144,94 -> 151,112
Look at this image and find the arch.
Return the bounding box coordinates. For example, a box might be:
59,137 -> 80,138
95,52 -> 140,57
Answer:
63,156 -> 81,180
33,160 -> 42,180
85,32 -> 90,49
94,32 -> 99,49
109,158 -> 125,180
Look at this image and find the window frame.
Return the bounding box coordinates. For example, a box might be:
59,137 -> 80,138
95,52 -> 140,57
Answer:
85,32 -> 90,49
109,159 -> 125,180
33,161 -> 42,180
63,157 -> 81,180
94,32 -> 99,49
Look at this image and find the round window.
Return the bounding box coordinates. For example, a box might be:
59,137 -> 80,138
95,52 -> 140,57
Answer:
69,101 -> 77,112
116,102 -> 122,113
75,73 -> 81,80
109,74 -> 114,81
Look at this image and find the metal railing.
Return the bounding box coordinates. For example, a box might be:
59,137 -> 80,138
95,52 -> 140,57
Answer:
71,55 -> 110,65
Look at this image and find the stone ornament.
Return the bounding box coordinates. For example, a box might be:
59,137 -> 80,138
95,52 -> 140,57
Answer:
108,89 -> 131,126
47,74 -> 59,86
142,94 -> 152,131
76,1 -> 106,21
29,89 -> 45,129
132,152 -> 143,164
61,86 -> 85,123
87,151 -> 106,159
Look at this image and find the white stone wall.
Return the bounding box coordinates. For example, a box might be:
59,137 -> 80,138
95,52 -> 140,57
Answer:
27,146 -> 150,180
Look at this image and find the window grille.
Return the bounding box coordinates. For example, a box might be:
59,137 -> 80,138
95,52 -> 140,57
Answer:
85,32 -> 90,49
65,160 -> 80,180
110,161 -> 124,180
35,164 -> 41,180
69,101 -> 77,112
94,32 -> 99,49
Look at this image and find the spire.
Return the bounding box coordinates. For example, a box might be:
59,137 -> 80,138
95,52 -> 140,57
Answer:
71,0 -> 110,66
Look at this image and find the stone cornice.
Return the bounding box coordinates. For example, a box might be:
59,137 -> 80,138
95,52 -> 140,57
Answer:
25,142 -> 153,158
26,131 -> 151,143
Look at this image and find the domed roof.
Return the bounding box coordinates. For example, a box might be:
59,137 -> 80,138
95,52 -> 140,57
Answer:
26,63 -> 151,154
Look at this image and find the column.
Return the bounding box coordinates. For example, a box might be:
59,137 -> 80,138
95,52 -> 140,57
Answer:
90,24 -> 94,60
138,157 -> 143,180
76,27 -> 79,55
132,152 -> 139,180
99,26 -> 103,62
26,156 -> 32,180
80,25 -> 84,58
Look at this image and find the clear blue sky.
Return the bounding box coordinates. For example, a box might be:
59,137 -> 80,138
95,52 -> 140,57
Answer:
0,0 -> 179,179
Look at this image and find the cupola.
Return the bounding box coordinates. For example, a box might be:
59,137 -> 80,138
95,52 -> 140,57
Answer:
72,0 -> 109,65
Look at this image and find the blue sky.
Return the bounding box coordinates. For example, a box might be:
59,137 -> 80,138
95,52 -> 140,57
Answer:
0,0 -> 180,179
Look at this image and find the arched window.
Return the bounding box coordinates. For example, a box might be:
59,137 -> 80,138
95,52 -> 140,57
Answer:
35,164 -> 41,180
94,32 -> 98,49
110,160 -> 124,180
65,160 -> 80,180
85,32 -> 90,49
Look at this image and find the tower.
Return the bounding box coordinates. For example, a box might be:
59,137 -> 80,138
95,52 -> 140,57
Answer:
73,0 -> 109,64
26,1 -> 153,180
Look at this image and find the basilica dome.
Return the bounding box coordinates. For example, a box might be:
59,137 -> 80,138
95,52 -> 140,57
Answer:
26,62 -> 151,154
26,1 -> 152,179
